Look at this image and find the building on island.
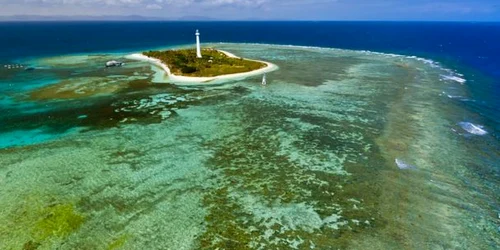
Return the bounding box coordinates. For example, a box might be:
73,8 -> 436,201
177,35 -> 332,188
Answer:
195,29 -> 202,58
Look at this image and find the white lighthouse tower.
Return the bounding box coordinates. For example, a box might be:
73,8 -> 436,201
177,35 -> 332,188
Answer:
195,29 -> 202,58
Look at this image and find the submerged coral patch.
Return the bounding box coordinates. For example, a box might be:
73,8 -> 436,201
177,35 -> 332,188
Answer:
0,43 -> 497,249
35,204 -> 85,240
28,76 -> 149,101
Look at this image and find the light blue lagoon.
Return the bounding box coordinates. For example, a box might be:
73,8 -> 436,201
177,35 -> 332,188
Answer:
0,44 -> 498,249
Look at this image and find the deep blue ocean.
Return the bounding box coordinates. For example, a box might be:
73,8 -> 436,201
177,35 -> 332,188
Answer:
1,21 -> 499,135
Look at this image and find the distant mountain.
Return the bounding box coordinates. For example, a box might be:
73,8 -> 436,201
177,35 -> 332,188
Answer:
178,16 -> 216,21
0,15 -> 168,21
0,15 -> 251,22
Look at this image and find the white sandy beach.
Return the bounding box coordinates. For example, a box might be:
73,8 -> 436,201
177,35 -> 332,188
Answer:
125,49 -> 278,85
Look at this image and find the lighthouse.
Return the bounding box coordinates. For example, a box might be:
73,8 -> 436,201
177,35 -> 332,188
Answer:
195,29 -> 202,58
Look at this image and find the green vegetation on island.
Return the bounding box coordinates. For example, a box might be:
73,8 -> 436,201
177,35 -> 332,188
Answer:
143,48 -> 266,77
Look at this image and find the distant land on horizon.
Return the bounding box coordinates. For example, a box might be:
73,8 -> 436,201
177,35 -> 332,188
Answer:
1,15 -> 499,22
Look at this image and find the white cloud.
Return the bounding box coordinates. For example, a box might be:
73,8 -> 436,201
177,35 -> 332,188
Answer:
146,3 -> 162,9
17,0 -> 268,7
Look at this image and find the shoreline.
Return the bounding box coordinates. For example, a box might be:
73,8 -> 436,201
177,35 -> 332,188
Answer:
125,49 -> 279,85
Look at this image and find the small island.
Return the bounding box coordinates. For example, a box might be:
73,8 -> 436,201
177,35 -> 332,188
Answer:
143,48 -> 266,77
126,29 -> 278,85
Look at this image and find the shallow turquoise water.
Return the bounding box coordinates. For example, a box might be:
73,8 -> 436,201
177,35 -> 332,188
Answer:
0,44 -> 498,249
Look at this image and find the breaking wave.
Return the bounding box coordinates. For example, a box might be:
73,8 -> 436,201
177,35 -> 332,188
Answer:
458,122 -> 488,135
216,42 -> 467,86
395,159 -> 417,170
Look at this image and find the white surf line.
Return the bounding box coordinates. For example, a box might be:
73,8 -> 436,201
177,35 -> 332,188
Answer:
125,49 -> 278,86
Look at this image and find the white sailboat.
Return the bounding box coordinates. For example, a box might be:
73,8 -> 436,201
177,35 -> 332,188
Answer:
262,73 -> 267,85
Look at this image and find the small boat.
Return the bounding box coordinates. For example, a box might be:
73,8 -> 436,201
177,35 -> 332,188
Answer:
105,60 -> 124,67
262,73 -> 267,85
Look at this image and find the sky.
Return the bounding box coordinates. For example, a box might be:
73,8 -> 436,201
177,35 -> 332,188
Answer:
0,0 -> 499,21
